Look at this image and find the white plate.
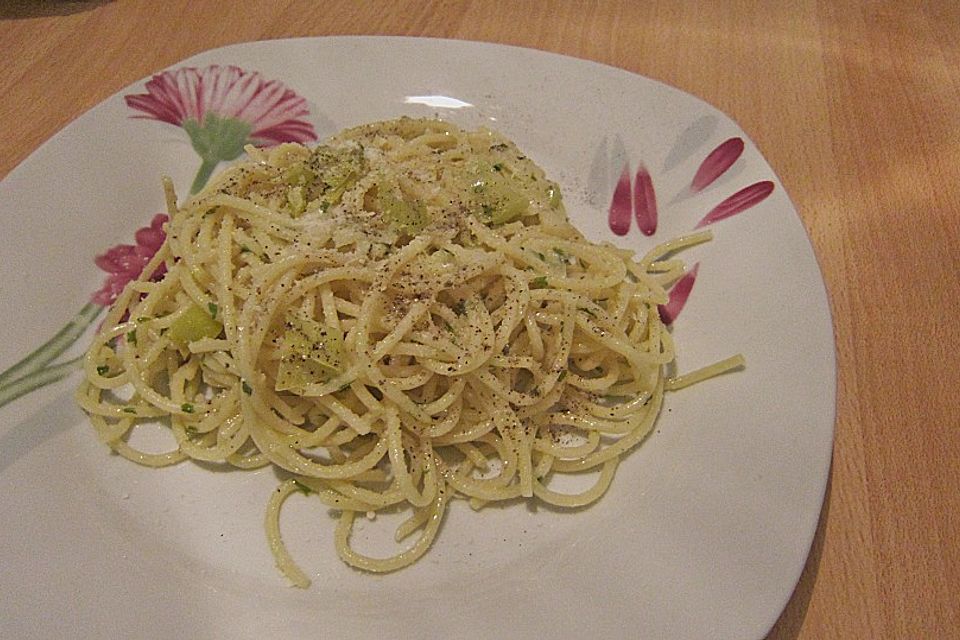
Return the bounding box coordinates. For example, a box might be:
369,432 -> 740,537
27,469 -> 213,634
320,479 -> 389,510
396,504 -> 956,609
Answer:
0,37 -> 835,640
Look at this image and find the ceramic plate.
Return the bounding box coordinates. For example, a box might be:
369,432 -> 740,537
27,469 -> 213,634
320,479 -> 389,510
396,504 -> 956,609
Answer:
0,37 -> 835,640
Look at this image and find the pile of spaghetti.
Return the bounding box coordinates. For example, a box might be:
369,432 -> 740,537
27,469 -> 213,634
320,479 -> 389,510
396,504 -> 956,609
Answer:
77,117 -> 741,585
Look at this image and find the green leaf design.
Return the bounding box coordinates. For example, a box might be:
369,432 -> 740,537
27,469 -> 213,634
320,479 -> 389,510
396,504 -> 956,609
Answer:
0,302 -> 100,388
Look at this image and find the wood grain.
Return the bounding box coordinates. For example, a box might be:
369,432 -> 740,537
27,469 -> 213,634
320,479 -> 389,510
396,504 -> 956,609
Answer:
2,1 -> 958,637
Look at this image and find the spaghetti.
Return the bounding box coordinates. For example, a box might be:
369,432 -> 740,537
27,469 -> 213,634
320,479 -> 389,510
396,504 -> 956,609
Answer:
77,117 -> 742,585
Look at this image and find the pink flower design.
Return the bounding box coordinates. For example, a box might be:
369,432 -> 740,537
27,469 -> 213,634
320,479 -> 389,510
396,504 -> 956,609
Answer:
695,181 -> 775,228
658,263 -> 699,325
92,214 -> 168,306
633,164 -> 657,236
691,138 -> 744,192
608,163 -> 659,236
2,68 -> 318,407
125,65 -> 318,193
606,131 -> 775,323
608,166 -> 632,236
0,212 -> 169,406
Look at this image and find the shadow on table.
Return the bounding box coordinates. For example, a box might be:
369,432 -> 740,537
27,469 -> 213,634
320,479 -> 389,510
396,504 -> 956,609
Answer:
0,0 -> 112,19
764,467 -> 833,639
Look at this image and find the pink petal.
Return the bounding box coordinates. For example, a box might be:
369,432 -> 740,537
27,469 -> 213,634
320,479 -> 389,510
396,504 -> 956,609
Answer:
130,214 -> 169,251
131,244 -> 155,264
92,213 -> 169,305
134,226 -> 164,250
608,165 -> 632,236
94,245 -> 133,273
124,94 -> 181,126
180,68 -> 206,123
691,138 -> 744,192
251,121 -> 318,145
115,256 -> 147,277
633,164 -> 657,236
247,90 -> 311,133
150,213 -> 169,230
658,263 -> 699,325
695,181 -> 775,228
92,274 -> 129,306
201,65 -> 245,119
126,69 -> 191,125
232,78 -> 286,123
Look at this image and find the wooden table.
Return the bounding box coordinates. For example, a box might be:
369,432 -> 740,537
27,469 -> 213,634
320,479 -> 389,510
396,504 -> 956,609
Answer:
2,1 -> 958,637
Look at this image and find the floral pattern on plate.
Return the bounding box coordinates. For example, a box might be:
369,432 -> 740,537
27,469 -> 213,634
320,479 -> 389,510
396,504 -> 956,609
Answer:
0,65 -> 318,408
607,137 -> 775,324
126,64 -> 318,193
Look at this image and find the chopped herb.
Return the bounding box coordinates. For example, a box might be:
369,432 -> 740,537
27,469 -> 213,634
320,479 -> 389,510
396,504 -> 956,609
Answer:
442,320 -> 454,333
452,300 -> 466,316
126,330 -> 137,345
558,371 -> 568,381
96,365 -> 110,376
185,426 -> 199,438
338,382 -> 352,392
181,402 -> 195,414
239,245 -> 252,253
122,407 -> 136,414
531,276 -> 548,289
579,307 -> 598,318
207,302 -> 219,319
553,247 -> 571,261
533,251 -> 546,261
136,316 -> 151,323
241,380 -> 253,395
292,479 -> 313,495
492,162 -> 504,172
